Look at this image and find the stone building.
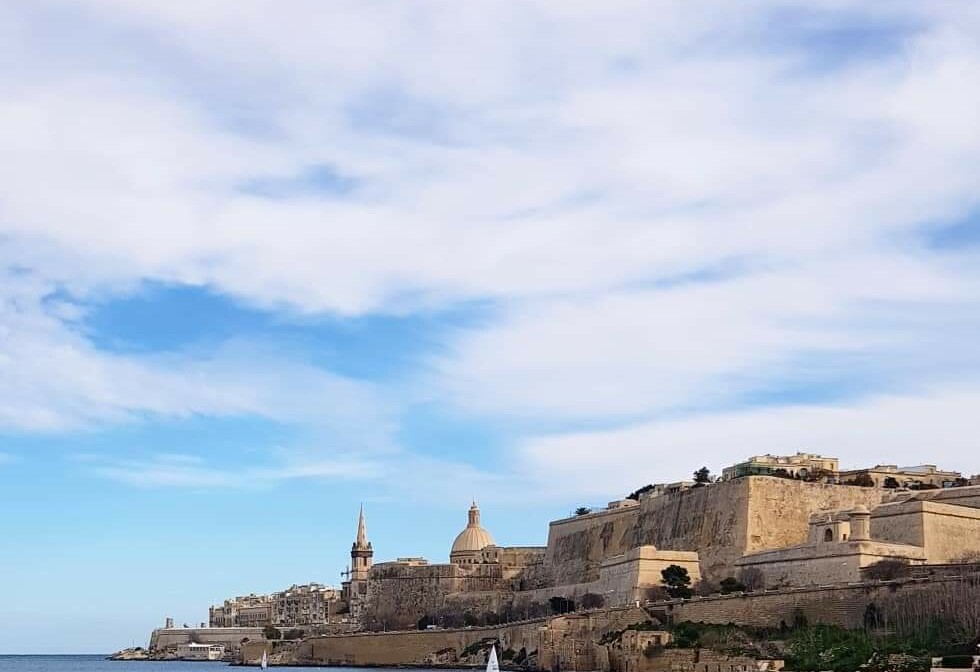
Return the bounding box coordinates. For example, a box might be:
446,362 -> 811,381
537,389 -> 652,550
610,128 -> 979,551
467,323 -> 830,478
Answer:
273,583 -> 340,627
838,464 -> 962,489
361,501 -> 547,630
209,594 -> 273,627
450,501 -> 496,564
734,506 -> 927,586
722,453 -> 839,481
735,487 -> 980,587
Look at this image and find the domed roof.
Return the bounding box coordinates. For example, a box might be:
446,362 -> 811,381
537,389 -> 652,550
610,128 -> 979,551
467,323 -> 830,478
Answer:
451,502 -> 495,555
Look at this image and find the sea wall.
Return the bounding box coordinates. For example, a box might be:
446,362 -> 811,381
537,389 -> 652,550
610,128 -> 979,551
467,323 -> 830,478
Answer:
148,626 -> 264,650
287,606 -> 650,668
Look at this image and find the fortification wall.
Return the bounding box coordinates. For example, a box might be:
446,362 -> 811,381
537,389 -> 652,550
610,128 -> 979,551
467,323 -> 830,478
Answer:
665,578 -> 947,629
872,499 -> 980,563
741,478 -> 884,559
292,606 -> 649,668
149,627 -> 264,650
547,478 -> 884,583
546,506 -> 641,586
364,562 -> 508,630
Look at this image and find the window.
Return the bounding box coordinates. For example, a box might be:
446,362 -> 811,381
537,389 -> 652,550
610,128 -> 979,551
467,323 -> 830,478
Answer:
824,528 -> 833,542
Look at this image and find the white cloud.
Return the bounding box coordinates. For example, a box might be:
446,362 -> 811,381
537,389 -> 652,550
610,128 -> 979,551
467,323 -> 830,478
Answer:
0,268 -> 396,439
88,452 -> 383,489
518,387 -> 980,500
0,0 -> 979,497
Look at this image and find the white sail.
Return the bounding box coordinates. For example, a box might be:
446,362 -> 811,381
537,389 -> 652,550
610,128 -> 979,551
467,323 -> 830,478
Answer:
486,645 -> 499,672
261,650 -> 268,669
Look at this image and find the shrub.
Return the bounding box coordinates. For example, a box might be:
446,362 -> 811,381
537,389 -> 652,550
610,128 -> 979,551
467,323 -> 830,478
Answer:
719,577 -> 745,594
262,625 -> 281,640
581,592 -> 605,609
549,596 -> 575,614
626,484 -> 655,501
671,622 -> 700,648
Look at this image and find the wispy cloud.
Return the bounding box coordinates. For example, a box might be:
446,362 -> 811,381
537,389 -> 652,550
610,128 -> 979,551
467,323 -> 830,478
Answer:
1,1 -> 979,502
87,451 -> 383,489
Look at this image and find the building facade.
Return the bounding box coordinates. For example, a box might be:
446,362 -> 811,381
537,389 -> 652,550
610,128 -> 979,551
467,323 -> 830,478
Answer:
838,464 -> 963,489
273,583 -> 340,627
176,643 -> 225,661
722,453 -> 839,481
208,594 -> 273,628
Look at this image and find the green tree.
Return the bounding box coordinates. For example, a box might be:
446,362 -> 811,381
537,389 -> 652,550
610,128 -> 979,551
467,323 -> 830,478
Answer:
573,506 -> 592,516
627,484 -> 654,501
549,596 -> 575,614
661,564 -> 693,598
693,467 -> 712,485
719,577 -> 745,594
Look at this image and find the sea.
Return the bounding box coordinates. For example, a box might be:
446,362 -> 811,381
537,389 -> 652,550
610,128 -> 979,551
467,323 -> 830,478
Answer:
0,657 -> 460,672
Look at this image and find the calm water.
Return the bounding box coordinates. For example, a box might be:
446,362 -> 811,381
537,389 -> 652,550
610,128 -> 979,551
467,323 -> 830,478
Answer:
0,657 -> 464,672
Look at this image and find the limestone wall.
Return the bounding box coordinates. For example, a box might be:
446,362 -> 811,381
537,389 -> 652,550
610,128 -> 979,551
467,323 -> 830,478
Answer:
547,506 -> 642,586
734,540 -> 926,588
364,561 -> 508,630
665,578 -> 952,629
872,499 -> 980,562
294,606 -> 650,668
546,478 -> 884,584
148,626 -> 264,651
741,479 -> 884,561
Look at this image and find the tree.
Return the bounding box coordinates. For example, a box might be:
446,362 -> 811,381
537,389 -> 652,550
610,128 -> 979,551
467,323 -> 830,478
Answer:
719,577 -> 745,594
549,596 -> 575,614
883,476 -> 900,489
262,625 -> 282,640
580,592 -> 605,609
693,467 -> 712,485
417,615 -> 431,630
661,564 -> 693,598
846,473 -> 875,487
573,506 -> 592,516
627,484 -> 655,501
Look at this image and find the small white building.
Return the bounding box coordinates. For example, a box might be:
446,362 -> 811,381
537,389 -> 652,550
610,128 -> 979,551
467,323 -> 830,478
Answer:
176,643 -> 226,661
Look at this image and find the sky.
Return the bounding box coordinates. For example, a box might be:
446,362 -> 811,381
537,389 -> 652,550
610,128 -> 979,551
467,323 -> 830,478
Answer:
1,0 -> 980,655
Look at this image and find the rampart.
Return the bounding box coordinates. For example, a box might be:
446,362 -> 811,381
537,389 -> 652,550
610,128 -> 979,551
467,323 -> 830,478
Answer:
546,478 -> 885,583
364,561 -> 509,630
662,577 -> 966,629
148,626 -> 264,650
290,606 -> 650,667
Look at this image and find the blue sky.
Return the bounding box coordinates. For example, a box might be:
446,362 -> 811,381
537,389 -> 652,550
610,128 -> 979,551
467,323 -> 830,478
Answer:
2,0 -> 980,655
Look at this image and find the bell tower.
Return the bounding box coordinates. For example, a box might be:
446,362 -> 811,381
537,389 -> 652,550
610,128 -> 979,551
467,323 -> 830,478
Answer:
350,504 -> 373,581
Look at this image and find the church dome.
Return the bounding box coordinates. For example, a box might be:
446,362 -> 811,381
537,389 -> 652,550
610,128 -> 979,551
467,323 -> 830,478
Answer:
450,502 -> 495,561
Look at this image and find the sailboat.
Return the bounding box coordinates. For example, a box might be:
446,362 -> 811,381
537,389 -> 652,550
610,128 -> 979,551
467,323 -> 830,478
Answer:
486,645 -> 499,672
260,650 -> 268,670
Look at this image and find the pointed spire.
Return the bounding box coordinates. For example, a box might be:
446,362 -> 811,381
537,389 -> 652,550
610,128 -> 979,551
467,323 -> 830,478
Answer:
356,503 -> 369,548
